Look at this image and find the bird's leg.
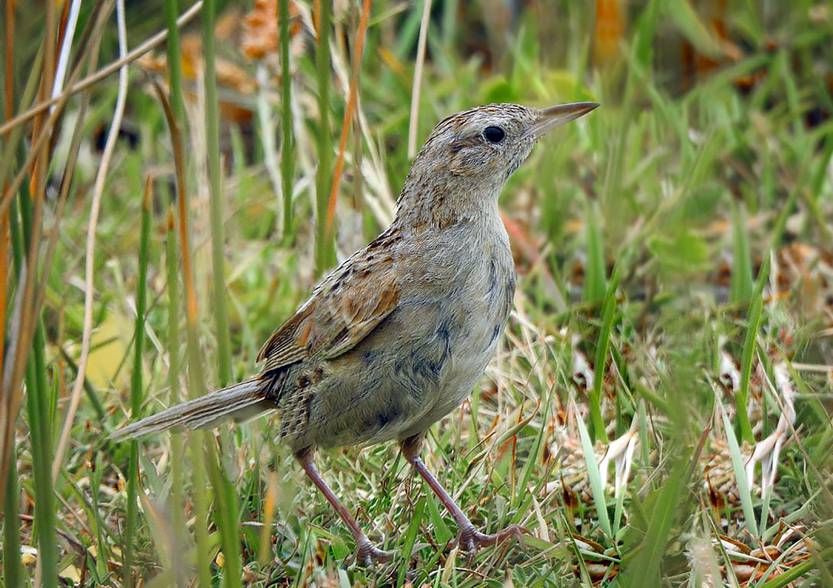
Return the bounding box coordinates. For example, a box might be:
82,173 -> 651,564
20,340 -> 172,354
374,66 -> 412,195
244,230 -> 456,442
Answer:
295,449 -> 392,565
399,435 -> 524,554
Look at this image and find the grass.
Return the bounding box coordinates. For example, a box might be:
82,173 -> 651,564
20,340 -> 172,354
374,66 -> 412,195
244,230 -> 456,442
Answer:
1,1 -> 833,586
122,176 -> 152,587
279,0 -> 294,242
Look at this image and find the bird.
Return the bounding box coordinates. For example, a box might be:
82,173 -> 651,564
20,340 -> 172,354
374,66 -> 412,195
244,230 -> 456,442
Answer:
113,101 -> 599,565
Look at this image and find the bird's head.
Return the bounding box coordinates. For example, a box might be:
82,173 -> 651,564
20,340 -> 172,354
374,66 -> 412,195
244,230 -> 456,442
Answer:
397,102 -> 598,227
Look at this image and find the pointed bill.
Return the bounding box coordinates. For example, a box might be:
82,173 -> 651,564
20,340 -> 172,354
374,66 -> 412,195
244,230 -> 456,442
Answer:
529,101 -> 599,138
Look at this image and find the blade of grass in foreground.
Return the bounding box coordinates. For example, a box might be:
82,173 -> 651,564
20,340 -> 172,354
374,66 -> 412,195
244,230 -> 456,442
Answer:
720,404 -> 759,537
619,458 -> 688,586
576,416 -> 612,537
16,172 -> 58,588
590,267 -> 620,443
737,255 -> 769,445
3,437 -> 21,587
162,2 -> 186,579
124,176 -> 152,587
730,200 -> 753,305
201,0 -> 242,582
153,79 -> 213,588
163,0 -> 186,122
202,0 -> 232,387
584,201 -> 607,305
2,5 -> 20,572
165,204 -> 186,582
314,0 -> 335,275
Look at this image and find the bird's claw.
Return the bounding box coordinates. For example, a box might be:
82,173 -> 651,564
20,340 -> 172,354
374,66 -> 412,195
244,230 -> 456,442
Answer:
355,539 -> 393,566
456,524 -> 526,554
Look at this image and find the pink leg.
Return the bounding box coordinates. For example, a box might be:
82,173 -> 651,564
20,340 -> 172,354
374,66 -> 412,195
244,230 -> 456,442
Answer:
400,435 -> 524,553
296,449 -> 392,565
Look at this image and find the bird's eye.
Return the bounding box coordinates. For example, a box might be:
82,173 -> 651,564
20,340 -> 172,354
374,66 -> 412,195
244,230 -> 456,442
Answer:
483,126 -> 505,144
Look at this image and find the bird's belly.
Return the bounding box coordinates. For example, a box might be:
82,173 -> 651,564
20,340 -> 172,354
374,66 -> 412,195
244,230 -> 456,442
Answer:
297,248 -> 514,450
393,271 -> 513,437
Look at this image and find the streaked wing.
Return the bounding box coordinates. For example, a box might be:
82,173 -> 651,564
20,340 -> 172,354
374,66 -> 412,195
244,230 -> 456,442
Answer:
256,245 -> 400,373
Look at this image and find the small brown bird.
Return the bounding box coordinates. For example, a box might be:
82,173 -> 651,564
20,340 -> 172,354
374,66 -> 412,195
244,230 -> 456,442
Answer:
114,101 -> 598,564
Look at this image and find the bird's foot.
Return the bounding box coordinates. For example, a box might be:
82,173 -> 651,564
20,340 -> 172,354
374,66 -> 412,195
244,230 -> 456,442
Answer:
355,538 -> 393,566
457,524 -> 525,554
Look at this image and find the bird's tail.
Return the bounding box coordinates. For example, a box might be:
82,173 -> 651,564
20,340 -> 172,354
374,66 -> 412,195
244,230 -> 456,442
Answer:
110,379 -> 271,440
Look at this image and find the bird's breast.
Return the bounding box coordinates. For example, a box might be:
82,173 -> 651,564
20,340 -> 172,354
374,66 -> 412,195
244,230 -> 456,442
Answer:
394,224 -> 515,411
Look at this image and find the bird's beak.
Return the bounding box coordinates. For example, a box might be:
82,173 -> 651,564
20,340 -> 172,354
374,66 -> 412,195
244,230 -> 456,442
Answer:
529,101 -> 599,139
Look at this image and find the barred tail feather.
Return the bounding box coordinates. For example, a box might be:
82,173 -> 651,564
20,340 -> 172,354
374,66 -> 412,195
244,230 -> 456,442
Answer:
110,379 -> 270,440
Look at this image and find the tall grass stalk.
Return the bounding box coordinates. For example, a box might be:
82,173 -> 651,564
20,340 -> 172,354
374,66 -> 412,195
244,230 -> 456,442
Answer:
16,187 -> 57,587
201,0 -> 243,582
1,1 -> 21,582
3,438 -> 21,587
314,0 -> 334,275
124,176 -> 153,586
164,0 -> 186,121
0,7 -> 45,484
204,440 -> 242,588
163,2 -> 187,580
184,246 -> 212,587
0,51 -> 42,506
279,0 -> 294,242
165,204 -> 186,584
19,4 -> 58,578
202,0 -> 232,386
4,2 -> 114,460
154,80 -> 213,587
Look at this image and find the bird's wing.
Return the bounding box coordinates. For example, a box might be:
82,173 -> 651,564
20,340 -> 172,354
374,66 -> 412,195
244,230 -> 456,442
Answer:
256,247 -> 400,373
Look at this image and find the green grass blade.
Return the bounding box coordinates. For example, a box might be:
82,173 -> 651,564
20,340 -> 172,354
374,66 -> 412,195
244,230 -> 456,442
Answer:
398,495 -> 426,585
314,0 -> 335,275
165,203 -> 186,583
590,267 -> 620,443
619,459 -> 688,586
163,0 -> 186,123
204,439 -> 242,588
156,66 -> 214,588
3,437 -> 22,587
737,254 -> 769,444
576,416 -> 612,537
279,0 -> 294,242
201,3 -> 242,581
730,200 -> 753,305
720,405 -> 759,537
124,177 -> 152,586
202,0 -> 232,387
584,201 -> 606,305
16,185 -> 58,588
758,553 -> 823,588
